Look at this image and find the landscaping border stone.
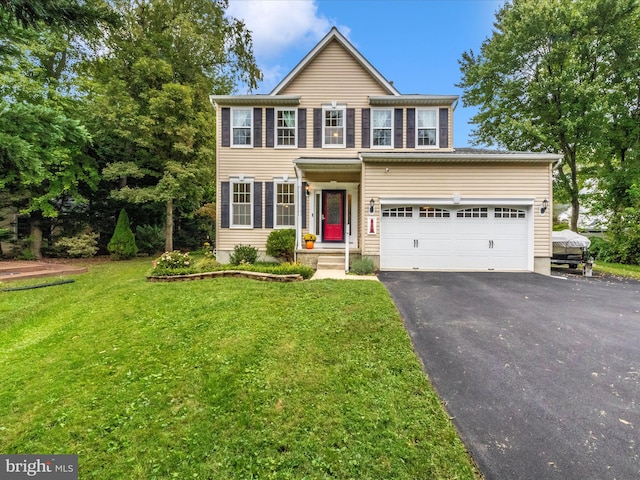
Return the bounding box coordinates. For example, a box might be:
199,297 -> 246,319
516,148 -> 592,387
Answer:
147,270 -> 303,282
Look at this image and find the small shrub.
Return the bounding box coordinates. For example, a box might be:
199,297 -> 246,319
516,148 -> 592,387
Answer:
229,244 -> 258,265
196,253 -> 220,272
55,231 -> 99,258
108,209 -> 138,259
136,224 -> 164,256
151,251 -> 196,276
350,256 -> 376,275
266,229 -> 295,262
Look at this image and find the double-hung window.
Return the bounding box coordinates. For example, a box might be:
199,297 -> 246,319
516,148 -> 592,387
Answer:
276,109 -> 297,147
231,108 -> 252,147
416,109 -> 437,147
371,109 -> 393,147
323,106 -> 345,147
275,181 -> 295,227
231,178 -> 253,227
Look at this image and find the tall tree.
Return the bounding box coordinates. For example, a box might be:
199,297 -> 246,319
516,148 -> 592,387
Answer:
458,0 -> 639,231
86,0 -> 261,251
0,0 -> 116,258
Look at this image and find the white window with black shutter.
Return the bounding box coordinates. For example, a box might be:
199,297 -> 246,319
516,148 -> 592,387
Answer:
371,109 -> 393,147
416,108 -> 438,148
323,106 -> 345,147
230,177 -> 253,227
231,108 -> 252,147
275,109 -> 297,147
274,179 -> 296,227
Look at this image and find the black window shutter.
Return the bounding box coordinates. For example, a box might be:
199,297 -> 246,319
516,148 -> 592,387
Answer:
361,108 -> 370,148
265,182 -> 274,228
394,108 -> 403,149
298,108 -> 306,148
253,108 -> 262,147
302,182 -> 307,229
439,108 -> 449,148
253,182 -> 262,228
313,108 -> 322,148
221,108 -> 230,147
266,108 -> 274,148
220,181 -> 230,228
406,108 -> 415,148
346,108 -> 355,148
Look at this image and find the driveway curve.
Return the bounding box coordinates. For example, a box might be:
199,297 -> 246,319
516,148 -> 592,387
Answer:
379,272 -> 640,480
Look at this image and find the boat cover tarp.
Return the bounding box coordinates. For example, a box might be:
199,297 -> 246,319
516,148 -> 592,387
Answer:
552,230 -> 591,248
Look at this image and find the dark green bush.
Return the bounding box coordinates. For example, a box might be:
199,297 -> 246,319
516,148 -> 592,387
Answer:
108,209 -> 138,259
229,244 -> 258,265
266,229 -> 295,262
350,256 -> 376,275
136,224 -> 164,255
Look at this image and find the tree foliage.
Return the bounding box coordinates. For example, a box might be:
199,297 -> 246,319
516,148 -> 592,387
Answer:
85,0 -> 261,252
0,0 -> 117,257
458,0 -> 640,232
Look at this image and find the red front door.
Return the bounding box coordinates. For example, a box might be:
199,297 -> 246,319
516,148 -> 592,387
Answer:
322,190 -> 345,242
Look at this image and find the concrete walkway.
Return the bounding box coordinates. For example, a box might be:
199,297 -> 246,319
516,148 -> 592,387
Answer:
310,268 -> 379,281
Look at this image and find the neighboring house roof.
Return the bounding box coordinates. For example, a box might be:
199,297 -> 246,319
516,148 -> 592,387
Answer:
270,27 -> 400,96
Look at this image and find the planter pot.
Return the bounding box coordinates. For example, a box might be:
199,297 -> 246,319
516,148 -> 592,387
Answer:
305,241 -> 315,249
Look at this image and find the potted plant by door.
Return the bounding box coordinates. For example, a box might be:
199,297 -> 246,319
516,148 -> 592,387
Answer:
303,233 -> 316,249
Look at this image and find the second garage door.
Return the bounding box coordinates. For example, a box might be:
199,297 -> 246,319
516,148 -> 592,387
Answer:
380,205 -> 530,271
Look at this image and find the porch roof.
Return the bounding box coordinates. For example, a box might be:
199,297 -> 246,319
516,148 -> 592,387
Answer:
294,157 -> 362,173
360,149 -> 563,163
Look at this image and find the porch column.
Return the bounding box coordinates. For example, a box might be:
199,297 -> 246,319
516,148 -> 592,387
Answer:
295,165 -> 303,251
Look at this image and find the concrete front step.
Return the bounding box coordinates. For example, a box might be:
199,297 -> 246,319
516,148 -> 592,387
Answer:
316,255 -> 345,271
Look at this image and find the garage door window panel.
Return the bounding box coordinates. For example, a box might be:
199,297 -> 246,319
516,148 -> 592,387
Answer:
420,207 -> 450,218
457,207 -> 488,218
383,207 -> 413,218
495,207 -> 526,219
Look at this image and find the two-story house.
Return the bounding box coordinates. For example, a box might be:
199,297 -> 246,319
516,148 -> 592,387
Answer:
210,28 -> 561,275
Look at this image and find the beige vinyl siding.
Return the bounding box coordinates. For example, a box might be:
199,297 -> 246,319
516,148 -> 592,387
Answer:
362,162 -> 552,259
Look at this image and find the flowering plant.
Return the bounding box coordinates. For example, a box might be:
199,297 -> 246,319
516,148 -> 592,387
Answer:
155,251 -> 191,269
303,233 -> 316,242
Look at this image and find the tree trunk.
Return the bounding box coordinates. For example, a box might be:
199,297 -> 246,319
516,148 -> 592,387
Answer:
570,197 -> 580,232
30,216 -> 43,260
165,198 -> 173,252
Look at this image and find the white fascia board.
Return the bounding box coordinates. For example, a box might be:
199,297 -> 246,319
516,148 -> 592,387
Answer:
369,95 -> 459,106
361,152 -> 563,163
209,95 -> 300,107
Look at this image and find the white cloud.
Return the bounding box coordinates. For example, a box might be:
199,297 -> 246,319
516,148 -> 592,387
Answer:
227,0 -> 346,59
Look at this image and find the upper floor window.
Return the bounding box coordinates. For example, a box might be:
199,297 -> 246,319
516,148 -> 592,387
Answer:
276,109 -> 297,147
417,109 -> 437,147
323,106 -> 345,147
231,108 -> 252,147
231,178 -> 253,227
275,181 -> 295,227
372,109 -> 393,147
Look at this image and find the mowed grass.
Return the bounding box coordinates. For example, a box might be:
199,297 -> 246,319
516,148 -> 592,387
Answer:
593,261 -> 640,280
0,259 -> 480,479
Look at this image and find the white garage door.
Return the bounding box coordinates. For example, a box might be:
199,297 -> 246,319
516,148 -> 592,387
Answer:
380,205 -> 530,271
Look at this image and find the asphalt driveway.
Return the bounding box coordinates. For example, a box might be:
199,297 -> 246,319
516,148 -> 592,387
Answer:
379,271 -> 640,480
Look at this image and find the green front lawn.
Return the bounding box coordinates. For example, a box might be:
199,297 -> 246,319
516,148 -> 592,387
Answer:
0,259 -> 480,479
594,261 -> 640,280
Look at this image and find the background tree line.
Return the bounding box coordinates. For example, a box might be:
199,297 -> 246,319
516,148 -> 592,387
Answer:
2,0 -> 639,265
0,0 -> 260,259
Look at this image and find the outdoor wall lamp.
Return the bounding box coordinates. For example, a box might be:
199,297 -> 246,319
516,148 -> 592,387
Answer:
369,198 -> 375,214
540,198 -> 549,215
305,184 -> 310,197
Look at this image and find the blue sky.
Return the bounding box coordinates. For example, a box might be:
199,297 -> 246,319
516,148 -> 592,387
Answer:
227,0 -> 506,147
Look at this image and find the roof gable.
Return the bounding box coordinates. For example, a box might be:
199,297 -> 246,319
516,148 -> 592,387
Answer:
270,27 -> 400,96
